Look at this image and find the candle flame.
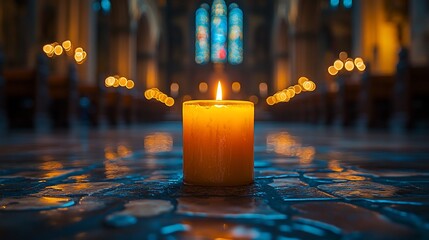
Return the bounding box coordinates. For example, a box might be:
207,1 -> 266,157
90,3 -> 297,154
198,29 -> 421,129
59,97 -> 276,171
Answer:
216,81 -> 222,100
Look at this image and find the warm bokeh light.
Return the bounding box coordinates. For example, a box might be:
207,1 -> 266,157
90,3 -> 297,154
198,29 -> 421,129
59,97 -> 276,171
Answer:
54,45 -> 63,56
105,76 -> 115,87
165,97 -> 175,107
62,40 -> 72,51
293,85 -> 302,94
126,80 -> 134,89
328,66 -> 338,76
339,51 -> 348,61
298,77 -> 309,86
266,96 -> 275,105
145,88 -> 174,106
302,81 -> 312,91
259,82 -> 268,97
286,88 -> 295,98
144,133 -> 173,153
145,89 -> 155,99
216,81 -> 222,100
43,44 -> 54,55
74,52 -> 83,62
159,93 -> 168,103
276,92 -> 287,102
249,95 -> 258,104
75,47 -> 83,53
354,57 -> 363,66
357,63 -> 366,71
231,82 -> 241,93
344,60 -> 355,71
170,83 -> 179,97
333,60 -> 344,70
199,82 -> 208,93
112,77 -> 120,87
183,95 -> 192,102
267,77 -> 316,105
119,77 -> 127,87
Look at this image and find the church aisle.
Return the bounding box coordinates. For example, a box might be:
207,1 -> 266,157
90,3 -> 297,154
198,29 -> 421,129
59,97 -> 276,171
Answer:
0,122 -> 428,239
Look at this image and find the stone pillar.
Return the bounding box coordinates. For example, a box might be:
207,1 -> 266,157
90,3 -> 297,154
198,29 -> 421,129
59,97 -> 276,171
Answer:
77,0 -> 97,85
410,0 -> 429,65
352,0 -> 408,75
289,0 -> 321,85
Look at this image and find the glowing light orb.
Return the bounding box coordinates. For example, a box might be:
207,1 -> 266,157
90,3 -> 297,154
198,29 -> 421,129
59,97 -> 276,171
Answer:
126,80 -> 134,89
62,40 -> 72,51
357,63 -> 366,71
298,77 -> 309,86
119,77 -> 127,87
266,96 -> 275,105
339,51 -> 348,61
54,45 -> 63,56
249,95 -> 258,104
345,60 -> 354,71
294,85 -> 302,94
105,76 -> 115,87
231,81 -> 241,93
333,60 -> 344,70
328,66 -> 338,75
165,97 -> 175,107
199,82 -> 208,93
43,44 -> 54,55
259,82 -> 268,97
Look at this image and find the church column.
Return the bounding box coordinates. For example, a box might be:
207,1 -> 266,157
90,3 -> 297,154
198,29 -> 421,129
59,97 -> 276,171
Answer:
289,0 -> 321,84
410,0 -> 429,66
76,0 -> 97,84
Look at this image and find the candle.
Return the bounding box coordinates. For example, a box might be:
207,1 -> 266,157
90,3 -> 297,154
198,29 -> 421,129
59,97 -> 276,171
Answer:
183,82 -> 254,186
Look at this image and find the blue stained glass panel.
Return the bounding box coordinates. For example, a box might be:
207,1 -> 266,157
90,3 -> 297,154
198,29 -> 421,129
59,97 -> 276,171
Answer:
228,7 -> 243,65
195,8 -> 210,64
211,0 -> 227,63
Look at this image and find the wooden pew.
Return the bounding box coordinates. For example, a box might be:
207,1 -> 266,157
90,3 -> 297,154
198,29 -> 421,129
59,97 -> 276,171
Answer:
358,74 -> 394,128
78,80 -> 106,127
391,48 -> 429,130
0,51 -> 6,133
319,90 -> 336,125
48,64 -> 78,129
334,77 -> 360,127
104,88 -> 124,126
3,54 -> 50,130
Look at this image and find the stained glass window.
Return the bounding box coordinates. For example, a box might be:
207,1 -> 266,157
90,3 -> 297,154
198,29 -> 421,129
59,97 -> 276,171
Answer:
195,7 -> 210,64
228,5 -> 243,65
211,0 -> 227,63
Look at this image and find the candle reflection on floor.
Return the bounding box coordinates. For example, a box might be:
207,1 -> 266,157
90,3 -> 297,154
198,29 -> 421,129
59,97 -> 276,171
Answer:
266,132 -> 315,165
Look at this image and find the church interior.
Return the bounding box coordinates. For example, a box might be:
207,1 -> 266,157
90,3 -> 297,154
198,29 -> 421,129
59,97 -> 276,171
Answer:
0,0 -> 429,239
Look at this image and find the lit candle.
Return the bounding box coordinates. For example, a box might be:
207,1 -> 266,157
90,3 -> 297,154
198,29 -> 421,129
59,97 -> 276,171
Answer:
183,81 -> 254,186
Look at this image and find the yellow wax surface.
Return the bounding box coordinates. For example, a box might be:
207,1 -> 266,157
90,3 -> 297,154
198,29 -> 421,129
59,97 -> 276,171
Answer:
183,100 -> 254,186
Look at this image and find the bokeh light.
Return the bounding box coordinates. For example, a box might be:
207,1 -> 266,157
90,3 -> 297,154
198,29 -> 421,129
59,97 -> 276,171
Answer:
249,95 -> 258,104
170,83 -> 179,97
231,82 -> 241,93
199,82 -> 208,93
54,45 -> 63,56
339,51 -> 348,61
62,40 -> 72,51
333,60 -> 344,70
344,60 -> 355,71
328,66 -> 338,75
126,80 -> 134,89
298,77 -> 309,85
259,82 -> 268,97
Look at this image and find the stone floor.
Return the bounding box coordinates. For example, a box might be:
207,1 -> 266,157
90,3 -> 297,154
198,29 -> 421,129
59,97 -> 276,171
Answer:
0,122 -> 429,239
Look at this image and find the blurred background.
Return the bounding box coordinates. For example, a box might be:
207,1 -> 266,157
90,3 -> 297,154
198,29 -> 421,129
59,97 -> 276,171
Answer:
0,0 -> 428,132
